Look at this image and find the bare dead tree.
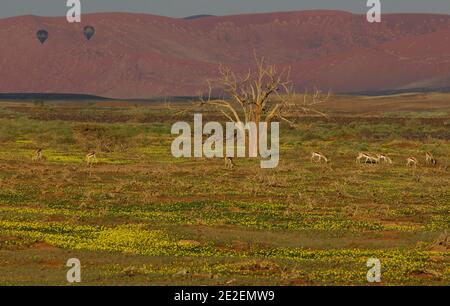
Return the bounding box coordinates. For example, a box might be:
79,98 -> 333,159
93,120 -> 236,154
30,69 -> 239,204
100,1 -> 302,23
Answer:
201,56 -> 291,126
199,54 -> 330,128
167,54 -> 331,163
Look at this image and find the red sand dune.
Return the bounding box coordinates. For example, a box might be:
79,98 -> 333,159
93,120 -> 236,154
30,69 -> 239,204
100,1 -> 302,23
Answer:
1,11 -> 450,98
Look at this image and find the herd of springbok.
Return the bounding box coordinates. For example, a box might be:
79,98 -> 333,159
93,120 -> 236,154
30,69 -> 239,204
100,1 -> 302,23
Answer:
31,148 -> 439,169
32,148 -> 237,170
311,151 -> 438,167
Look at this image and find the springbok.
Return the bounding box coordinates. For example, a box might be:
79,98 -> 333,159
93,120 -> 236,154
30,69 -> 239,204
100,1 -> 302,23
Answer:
356,153 -> 378,164
32,148 -> 43,161
225,157 -> 235,169
311,152 -> 329,163
425,152 -> 437,166
86,151 -> 97,167
406,157 -> 418,167
377,154 -> 393,164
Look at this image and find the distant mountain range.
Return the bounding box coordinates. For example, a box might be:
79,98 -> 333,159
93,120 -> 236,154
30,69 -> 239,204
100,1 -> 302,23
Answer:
1,11 -> 450,99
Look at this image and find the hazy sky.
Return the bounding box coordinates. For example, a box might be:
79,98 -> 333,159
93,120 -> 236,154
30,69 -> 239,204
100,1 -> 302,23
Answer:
1,0 -> 450,19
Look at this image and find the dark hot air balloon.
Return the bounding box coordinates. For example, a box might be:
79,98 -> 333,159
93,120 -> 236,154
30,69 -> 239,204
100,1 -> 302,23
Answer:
36,30 -> 48,44
83,26 -> 95,41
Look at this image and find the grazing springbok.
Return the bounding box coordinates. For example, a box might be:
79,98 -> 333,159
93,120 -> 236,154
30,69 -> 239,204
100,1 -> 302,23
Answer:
225,157 -> 235,169
311,152 -> 329,163
425,152 -> 437,166
406,157 -> 418,167
32,148 -> 43,161
377,154 -> 393,164
356,153 -> 378,164
86,151 -> 97,167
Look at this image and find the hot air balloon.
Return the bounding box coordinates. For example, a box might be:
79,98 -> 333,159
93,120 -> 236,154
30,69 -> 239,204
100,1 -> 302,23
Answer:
36,29 -> 48,44
83,26 -> 95,41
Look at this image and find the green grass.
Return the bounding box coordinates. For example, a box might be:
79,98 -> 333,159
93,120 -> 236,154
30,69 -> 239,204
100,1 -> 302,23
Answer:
0,100 -> 448,285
